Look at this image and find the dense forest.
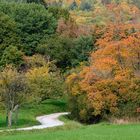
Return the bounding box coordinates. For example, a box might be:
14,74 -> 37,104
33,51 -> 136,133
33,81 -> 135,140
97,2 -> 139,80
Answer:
0,0 -> 140,128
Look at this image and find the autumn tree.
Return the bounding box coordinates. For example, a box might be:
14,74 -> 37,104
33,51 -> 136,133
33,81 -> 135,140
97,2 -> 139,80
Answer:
0,66 -> 27,127
67,3 -> 140,122
57,18 -> 79,38
26,65 -> 65,103
24,54 -> 48,70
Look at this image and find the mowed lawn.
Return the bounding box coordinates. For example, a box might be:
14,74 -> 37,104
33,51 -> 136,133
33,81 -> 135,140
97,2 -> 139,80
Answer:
0,123 -> 140,140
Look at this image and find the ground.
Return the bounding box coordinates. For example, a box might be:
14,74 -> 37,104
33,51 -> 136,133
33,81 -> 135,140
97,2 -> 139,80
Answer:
0,99 -> 140,140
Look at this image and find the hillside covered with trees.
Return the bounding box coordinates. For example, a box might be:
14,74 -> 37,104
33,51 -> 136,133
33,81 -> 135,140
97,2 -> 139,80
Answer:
0,0 -> 140,139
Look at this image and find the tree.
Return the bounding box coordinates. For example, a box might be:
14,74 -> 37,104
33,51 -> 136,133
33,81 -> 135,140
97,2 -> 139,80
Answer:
0,66 -> 27,127
80,0 -> 92,11
0,45 -> 24,68
0,2 -> 57,55
38,35 -> 95,70
0,0 -> 25,2
132,0 -> 140,8
69,0 -> 78,10
47,6 -> 70,20
24,54 -> 48,70
94,3 -> 140,75
26,66 -> 65,103
57,18 -> 79,38
85,2 -> 140,119
0,12 -> 20,60
67,3 -> 140,122
37,36 -> 74,70
26,0 -> 42,3
71,35 -> 95,66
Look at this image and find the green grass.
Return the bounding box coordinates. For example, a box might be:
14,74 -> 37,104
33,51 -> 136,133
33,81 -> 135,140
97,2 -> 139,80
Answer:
0,99 -> 67,129
0,99 -> 140,140
0,122 -> 140,140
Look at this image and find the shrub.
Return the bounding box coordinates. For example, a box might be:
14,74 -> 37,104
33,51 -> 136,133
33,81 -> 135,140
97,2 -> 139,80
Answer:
26,66 -> 65,103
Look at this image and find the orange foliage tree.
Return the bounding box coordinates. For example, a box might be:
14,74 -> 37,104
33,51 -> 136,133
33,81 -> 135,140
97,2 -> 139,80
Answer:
67,3 -> 140,122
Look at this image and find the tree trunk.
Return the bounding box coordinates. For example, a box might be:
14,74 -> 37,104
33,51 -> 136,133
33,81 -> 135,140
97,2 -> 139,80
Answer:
8,110 -> 13,127
13,105 -> 19,125
6,111 -> 8,126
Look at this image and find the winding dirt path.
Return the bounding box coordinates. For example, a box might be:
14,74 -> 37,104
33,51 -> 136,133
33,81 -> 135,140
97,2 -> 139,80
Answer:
0,112 -> 69,132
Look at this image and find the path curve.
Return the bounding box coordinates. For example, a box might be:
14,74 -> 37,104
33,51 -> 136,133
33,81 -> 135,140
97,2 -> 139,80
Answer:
1,112 -> 69,132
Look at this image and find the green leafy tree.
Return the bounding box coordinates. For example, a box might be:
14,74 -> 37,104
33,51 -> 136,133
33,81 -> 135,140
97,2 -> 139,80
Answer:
47,6 -> 70,20
0,12 -> 20,60
37,36 -> 73,70
71,35 -> 95,66
38,35 -> 95,70
0,2 -> 57,55
0,46 -> 24,68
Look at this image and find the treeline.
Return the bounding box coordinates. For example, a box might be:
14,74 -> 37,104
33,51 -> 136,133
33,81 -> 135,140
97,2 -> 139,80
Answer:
0,1 -> 94,127
2,0 -> 140,10
0,2 -> 94,70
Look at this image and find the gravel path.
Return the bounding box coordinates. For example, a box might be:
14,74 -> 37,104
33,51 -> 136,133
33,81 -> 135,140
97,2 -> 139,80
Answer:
0,112 -> 69,132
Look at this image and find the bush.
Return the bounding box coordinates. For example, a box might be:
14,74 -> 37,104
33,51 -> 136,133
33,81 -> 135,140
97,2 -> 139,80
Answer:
26,65 -> 66,103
